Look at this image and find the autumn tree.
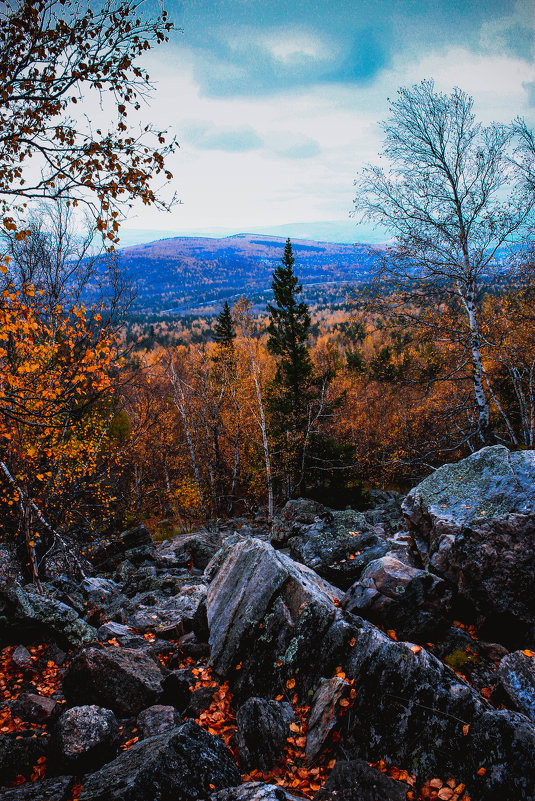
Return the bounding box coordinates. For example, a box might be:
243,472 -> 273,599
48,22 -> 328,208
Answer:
0,0 -> 177,243
354,80 -> 535,446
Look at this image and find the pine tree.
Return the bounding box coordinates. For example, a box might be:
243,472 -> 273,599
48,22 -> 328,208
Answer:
267,239 -> 314,497
214,301 -> 236,347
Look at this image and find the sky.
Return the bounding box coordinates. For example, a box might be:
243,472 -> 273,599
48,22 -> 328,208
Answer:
119,0 -> 535,245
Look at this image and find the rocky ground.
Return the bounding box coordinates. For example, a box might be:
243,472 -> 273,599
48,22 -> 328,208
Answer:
1,445 -> 535,801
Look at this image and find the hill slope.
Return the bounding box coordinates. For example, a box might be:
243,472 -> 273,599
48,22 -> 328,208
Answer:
116,233 -> 381,313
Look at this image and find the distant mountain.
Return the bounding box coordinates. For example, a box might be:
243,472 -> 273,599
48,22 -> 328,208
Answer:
115,233 -> 382,314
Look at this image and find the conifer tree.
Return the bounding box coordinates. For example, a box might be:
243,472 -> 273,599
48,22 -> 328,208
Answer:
214,301 -> 236,347
267,239 -> 314,497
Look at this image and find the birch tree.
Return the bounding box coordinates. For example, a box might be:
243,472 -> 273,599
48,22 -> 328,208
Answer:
354,80 -> 535,445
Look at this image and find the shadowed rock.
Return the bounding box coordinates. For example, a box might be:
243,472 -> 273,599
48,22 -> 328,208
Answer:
236,697 -> 295,771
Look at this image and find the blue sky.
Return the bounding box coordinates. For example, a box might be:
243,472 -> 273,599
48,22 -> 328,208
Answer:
120,0 -> 535,244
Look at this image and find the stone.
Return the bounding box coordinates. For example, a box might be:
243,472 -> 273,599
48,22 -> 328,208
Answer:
0,776 -> 73,801
0,731 -> 49,785
184,685 -> 216,717
497,650 -> 535,721
312,760 -> 407,801
125,584 -> 207,637
341,555 -> 452,642
305,677 -> 348,764
160,668 -> 195,711
97,622 -> 147,649
236,698 -> 295,771
12,693 -> 58,724
156,531 -> 221,570
63,647 -> 163,716
272,499 -> 390,590
50,705 -> 119,773
0,583 -> 97,649
91,526 -> 155,572
206,537 -> 342,700
137,704 -> 182,738
210,784 -> 303,801
79,720 -> 241,801
403,445 -> 535,644
11,645 -> 33,671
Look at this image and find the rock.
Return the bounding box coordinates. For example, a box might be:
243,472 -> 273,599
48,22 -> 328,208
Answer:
272,499 -> 390,590
184,685 -> 216,717
125,584 -> 208,637
206,538 -> 535,800
97,622 -> 147,649
210,784 -> 303,801
79,720 -> 241,801
305,677 -> 348,763
11,645 -> 33,671
91,526 -> 155,572
160,668 -> 195,711
0,543 -> 23,583
0,731 -> 49,785
236,698 -> 295,771
81,578 -> 121,612
12,693 -> 58,724
206,537 -> 343,700
403,445 -> 535,644
361,490 -> 404,533
429,627 -> 500,693
156,531 -> 221,570
312,760 -> 408,801
137,705 -> 182,738
498,651 -> 535,721
0,583 -> 97,649
341,555 -> 452,642
0,776 -> 73,801
50,705 -> 119,772
63,647 -> 163,716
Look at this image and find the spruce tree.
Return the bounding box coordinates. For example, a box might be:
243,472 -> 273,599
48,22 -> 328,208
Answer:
267,239 -> 314,496
214,301 -> 236,347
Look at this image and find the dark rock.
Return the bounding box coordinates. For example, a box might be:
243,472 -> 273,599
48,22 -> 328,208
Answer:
78,720 -> 241,801
305,677 -> 347,763
428,627 -> 500,692
160,668 -> 195,711
63,647 -> 163,716
45,643 -> 67,666
0,776 -> 73,801
0,583 -> 97,649
272,499 -> 390,590
11,645 -> 33,671
210,784 -> 303,801
0,731 -> 49,785
125,584 -> 207,637
403,445 -> 535,644
206,537 -> 342,700
342,555 -> 452,642
498,650 -> 535,721
313,759 -> 407,801
236,697 -> 295,771
184,685 -> 216,717
97,622 -> 147,649
12,693 -> 58,724
156,531 -> 221,571
137,704 -> 182,738
361,490 -> 404,533
0,543 -> 23,583
82,577 -> 120,605
91,526 -> 155,572
206,537 -> 535,800
50,705 -> 119,772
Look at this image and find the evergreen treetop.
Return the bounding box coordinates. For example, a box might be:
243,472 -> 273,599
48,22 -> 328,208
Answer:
214,300 -> 236,347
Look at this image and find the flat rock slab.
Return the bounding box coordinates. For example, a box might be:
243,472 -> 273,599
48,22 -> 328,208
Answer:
211,784 -> 303,801
79,721 -> 241,801
306,677 -> 347,764
498,650 -> 535,721
63,646 -> 163,716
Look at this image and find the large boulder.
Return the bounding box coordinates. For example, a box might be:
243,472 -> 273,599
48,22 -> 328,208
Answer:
0,583 -> 96,648
79,721 -> 241,801
312,760 -> 408,801
206,537 -> 535,801
0,776 -> 73,801
50,705 -> 119,773
210,785 -> 303,801
341,555 -> 452,642
206,537 -> 343,700
403,445 -> 535,644
0,731 -> 49,785
156,531 -> 221,571
91,525 -> 156,572
236,697 -> 295,771
271,500 -> 390,590
63,646 -> 163,716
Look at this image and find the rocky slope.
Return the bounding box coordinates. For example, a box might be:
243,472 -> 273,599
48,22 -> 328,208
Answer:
1,446 -> 535,800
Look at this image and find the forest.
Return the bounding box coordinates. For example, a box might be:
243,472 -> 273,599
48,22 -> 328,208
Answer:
3,2 -> 535,801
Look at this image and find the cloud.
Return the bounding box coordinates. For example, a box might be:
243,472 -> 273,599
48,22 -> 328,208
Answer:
267,132 -> 322,159
181,121 -> 263,152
